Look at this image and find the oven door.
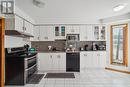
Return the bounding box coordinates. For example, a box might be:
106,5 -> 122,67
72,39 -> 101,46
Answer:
25,65 -> 37,83
25,55 -> 37,69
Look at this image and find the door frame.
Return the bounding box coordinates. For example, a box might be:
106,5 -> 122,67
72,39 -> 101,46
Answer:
0,17 -> 5,87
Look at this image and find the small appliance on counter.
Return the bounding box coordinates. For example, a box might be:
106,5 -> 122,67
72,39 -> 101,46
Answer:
84,44 -> 89,51
66,34 -> 79,41
92,42 -> 98,51
29,48 -> 37,53
98,44 -> 106,50
48,45 -> 52,51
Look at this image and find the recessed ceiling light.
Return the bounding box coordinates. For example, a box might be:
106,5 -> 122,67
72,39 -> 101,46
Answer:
113,3 -> 127,12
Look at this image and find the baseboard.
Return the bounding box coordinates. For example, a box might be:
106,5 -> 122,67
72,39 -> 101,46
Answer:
105,67 -> 130,74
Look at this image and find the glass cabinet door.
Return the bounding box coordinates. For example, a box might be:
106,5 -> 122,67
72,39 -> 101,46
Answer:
61,26 -> 65,36
55,26 -> 59,36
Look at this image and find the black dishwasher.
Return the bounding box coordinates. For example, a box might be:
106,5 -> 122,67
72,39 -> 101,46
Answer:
66,52 -> 80,72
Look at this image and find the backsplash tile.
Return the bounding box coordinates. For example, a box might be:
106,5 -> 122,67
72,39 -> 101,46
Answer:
31,41 -> 106,52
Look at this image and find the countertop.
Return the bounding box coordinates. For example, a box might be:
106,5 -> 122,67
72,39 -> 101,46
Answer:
38,50 -> 106,53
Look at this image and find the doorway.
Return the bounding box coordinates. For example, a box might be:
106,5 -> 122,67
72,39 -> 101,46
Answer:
0,17 -> 5,87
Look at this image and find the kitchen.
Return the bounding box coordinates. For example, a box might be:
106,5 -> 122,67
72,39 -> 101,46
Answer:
0,0 -> 130,87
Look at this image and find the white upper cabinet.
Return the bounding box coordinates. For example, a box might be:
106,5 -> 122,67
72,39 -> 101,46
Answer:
5,15 -> 34,36
80,25 -> 106,41
39,26 -> 55,41
80,25 -> 94,41
66,25 -> 80,34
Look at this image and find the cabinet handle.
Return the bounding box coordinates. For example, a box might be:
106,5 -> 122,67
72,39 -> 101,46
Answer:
50,55 -> 52,58
37,37 -> 40,40
23,27 -> 25,31
84,54 -> 87,56
97,54 -> 100,56
57,55 -> 60,58
44,37 -> 48,40
71,29 -> 74,32
85,36 -> 88,39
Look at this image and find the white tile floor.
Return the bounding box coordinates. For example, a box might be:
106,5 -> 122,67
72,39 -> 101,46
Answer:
5,69 -> 130,87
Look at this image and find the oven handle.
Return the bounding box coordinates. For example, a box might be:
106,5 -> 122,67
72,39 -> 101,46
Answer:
25,64 -> 37,71
25,55 -> 37,61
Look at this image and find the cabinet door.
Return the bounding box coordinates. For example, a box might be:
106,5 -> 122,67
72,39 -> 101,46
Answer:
24,21 -> 33,35
52,53 -> 59,71
32,26 -> 40,41
15,15 -> 24,32
73,25 -> 80,34
80,25 -> 94,41
93,52 -> 100,68
99,26 -> 106,41
80,52 -> 86,69
86,25 -> 94,41
93,25 -> 100,40
99,52 -> 106,68
66,25 -> 73,34
48,26 -> 55,41
92,52 -> 106,68
59,53 -> 66,71
66,25 -> 80,34
80,25 -> 87,41
39,26 -> 48,41
40,26 -> 54,41
38,53 -> 51,71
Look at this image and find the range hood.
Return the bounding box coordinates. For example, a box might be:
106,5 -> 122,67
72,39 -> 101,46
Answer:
5,30 -> 34,38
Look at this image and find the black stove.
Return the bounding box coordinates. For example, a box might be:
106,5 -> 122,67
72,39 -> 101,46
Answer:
5,47 -> 38,85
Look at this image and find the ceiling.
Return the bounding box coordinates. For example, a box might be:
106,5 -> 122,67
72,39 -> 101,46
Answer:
15,0 -> 130,24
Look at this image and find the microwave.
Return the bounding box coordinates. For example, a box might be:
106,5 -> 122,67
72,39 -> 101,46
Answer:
66,34 -> 79,41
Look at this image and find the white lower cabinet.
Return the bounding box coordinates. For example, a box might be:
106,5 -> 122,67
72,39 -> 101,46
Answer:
38,53 -> 66,71
80,51 -> 106,69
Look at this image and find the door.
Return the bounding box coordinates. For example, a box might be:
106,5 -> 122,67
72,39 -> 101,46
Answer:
0,18 -> 5,87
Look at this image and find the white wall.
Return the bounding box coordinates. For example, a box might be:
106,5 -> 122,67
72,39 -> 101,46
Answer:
5,36 -> 31,48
